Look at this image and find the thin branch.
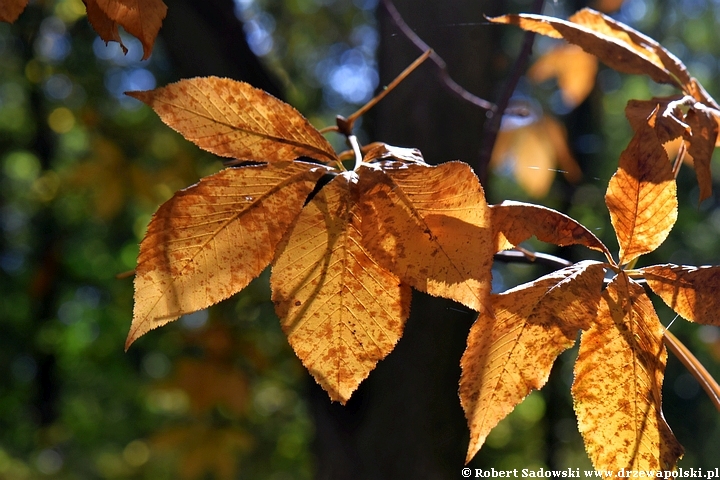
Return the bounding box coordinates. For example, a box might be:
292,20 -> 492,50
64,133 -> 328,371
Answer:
380,0 -> 495,111
478,0 -> 545,171
663,329 -> 720,412
494,249 -> 572,269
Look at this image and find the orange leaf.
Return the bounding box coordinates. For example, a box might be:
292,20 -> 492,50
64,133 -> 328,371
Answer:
684,106 -> 718,203
490,9 -> 688,90
572,273 -> 683,472
359,161 -> 493,313
128,161 -> 328,349
491,200 -> 612,260
460,261 -> 605,462
127,77 -> 338,163
528,44 -> 598,108
271,173 -> 411,403
605,122 -> 677,265
0,0 -> 28,23
85,0 -> 127,55
642,264 -> 720,326
93,0 -> 167,60
625,96 -> 689,143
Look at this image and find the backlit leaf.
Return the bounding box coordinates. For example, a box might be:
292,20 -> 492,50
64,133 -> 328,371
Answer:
271,172 -> 411,404
490,9 -> 688,90
85,0 -> 128,55
128,161 -> 328,349
605,122 -> 677,265
461,261 -> 605,462
127,77 -> 338,163
93,0 -> 167,60
572,273 -> 683,472
684,106 -> 718,203
642,264 -> 720,326
359,161 -> 492,313
528,44 -> 598,108
491,200 -> 611,260
0,0 -> 28,23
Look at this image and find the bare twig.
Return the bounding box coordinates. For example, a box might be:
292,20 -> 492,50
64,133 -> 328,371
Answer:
663,329 -> 720,412
380,0 -> 495,111
478,0 -> 545,172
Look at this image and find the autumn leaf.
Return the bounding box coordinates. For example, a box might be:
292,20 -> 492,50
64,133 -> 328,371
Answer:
572,272 -> 683,472
0,0 -> 28,23
127,161 -> 330,349
605,121 -> 677,265
460,261 -> 605,462
642,264 -> 720,326
684,106 -> 718,202
528,44 -> 598,108
271,172 -> 411,403
491,200 -> 612,259
359,161 -> 493,313
90,0 -> 167,60
127,77 -> 338,163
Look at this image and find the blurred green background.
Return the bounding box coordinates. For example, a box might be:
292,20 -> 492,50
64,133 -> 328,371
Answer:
0,0 -> 718,478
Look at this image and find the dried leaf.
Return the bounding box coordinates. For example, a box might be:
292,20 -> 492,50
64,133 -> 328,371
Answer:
127,77 -> 338,163
625,97 -> 689,143
684,106 -> 718,203
461,261 -> 605,462
94,0 -> 167,60
0,0 -> 28,23
128,162 -> 328,349
572,273 -> 683,472
361,142 -> 425,164
271,172 -> 411,403
491,200 -> 611,259
528,44 -> 598,108
359,161 -> 492,313
605,122 -> 677,265
85,0 -> 127,55
642,264 -> 720,326
490,9 -> 688,90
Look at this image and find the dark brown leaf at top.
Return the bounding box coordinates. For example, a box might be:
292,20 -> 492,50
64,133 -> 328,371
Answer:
642,264 -> 720,326
127,77 -> 338,164
0,0 -> 28,23
491,200 -> 613,262
489,8 -> 687,90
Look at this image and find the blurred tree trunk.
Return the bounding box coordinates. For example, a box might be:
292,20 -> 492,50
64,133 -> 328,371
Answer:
310,1 -> 505,478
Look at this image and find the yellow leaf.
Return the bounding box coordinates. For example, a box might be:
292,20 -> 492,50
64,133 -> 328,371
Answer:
528,44 -> 598,108
271,172 -> 411,403
605,122 -> 677,265
572,272 -> 683,473
642,264 -> 720,326
128,161 -> 328,349
127,77 -> 338,163
490,9 -> 688,91
0,0 -> 28,23
93,0 -> 167,60
460,261 -> 605,462
359,161 -> 493,313
491,200 -> 612,260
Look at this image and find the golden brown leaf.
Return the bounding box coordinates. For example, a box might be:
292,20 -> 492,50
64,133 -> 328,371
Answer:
684,106 -> 718,203
85,0 -> 127,55
642,264 -> 720,326
0,0 -> 28,23
128,162 -> 328,349
94,0 -> 167,60
572,273 -> 683,472
625,97 -> 689,143
127,77 -> 337,163
490,9 -> 687,90
359,161 -> 492,313
605,122 -> 677,265
460,261 -> 605,462
528,44 -> 598,108
271,173 -> 411,403
491,200 -> 611,260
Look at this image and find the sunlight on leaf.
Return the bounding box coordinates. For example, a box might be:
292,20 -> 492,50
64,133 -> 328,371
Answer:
359,161 -> 493,313
128,161 -> 329,349
605,122 -> 677,265
127,77 -> 338,163
461,261 -> 605,462
271,172 -> 411,404
642,264 -> 720,326
572,273 -> 683,471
